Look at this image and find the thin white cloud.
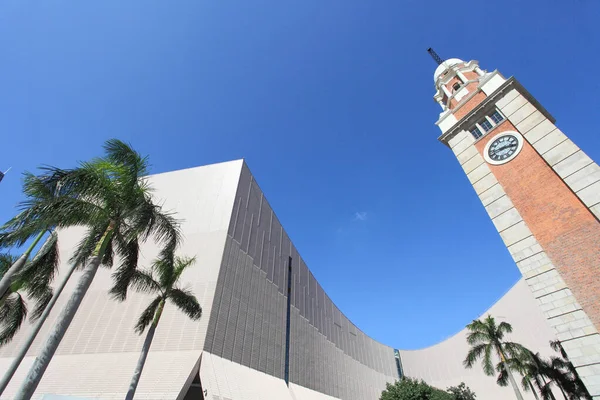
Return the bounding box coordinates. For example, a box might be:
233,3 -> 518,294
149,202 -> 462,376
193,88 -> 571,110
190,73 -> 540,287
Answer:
353,211 -> 367,221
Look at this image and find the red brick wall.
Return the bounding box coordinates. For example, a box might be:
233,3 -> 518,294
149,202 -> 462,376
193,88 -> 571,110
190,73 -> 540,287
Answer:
463,70 -> 479,80
475,121 -> 600,330
453,90 -> 486,119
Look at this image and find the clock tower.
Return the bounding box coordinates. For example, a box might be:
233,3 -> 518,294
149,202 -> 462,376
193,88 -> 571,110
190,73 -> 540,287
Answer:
431,49 -> 600,398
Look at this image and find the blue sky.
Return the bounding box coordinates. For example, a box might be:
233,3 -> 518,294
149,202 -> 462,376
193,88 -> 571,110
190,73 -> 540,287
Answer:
1,0 -> 599,350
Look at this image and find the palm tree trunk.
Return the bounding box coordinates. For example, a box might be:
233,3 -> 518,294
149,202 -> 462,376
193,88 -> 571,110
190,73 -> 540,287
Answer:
14,223 -> 114,400
0,231 -> 45,300
0,262 -> 78,395
499,349 -> 525,400
125,299 -> 164,400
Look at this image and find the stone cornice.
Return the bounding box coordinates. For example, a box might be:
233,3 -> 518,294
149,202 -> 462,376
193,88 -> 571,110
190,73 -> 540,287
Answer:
437,77 -> 555,147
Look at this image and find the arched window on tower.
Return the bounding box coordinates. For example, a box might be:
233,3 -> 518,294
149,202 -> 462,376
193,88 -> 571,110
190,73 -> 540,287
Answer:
452,82 -> 461,92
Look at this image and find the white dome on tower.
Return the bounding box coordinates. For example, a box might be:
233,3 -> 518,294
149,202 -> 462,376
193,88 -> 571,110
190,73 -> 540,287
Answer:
433,58 -> 465,82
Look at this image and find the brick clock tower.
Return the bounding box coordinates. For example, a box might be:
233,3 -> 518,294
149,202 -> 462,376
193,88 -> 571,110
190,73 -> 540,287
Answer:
430,50 -> 600,398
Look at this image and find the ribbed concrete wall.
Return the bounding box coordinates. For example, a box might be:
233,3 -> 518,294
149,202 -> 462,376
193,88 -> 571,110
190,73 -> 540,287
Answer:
203,163 -> 398,400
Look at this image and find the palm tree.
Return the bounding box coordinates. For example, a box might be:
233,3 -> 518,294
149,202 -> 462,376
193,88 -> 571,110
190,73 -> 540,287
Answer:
0,171 -> 64,303
499,351 -> 553,400
501,348 -> 587,400
123,254 -> 201,400
10,139 -> 180,399
0,231 -> 63,395
463,315 -> 526,400
0,249 -> 55,347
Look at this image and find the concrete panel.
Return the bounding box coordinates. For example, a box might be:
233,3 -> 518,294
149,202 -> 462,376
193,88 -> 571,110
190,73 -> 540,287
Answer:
494,88 -> 519,109
577,181 -> 600,208
448,130 -> 470,149
480,73 -> 506,95
542,139 -> 580,166
499,93 -> 527,116
485,195 -> 514,219
508,102 -> 537,126
553,151 -> 594,180
457,145 -> 479,165
451,132 -> 475,156
461,153 -> 484,175
0,351 -> 200,400
492,208 -> 522,233
564,161 -> 600,192
592,203 -> 600,220
533,129 -> 568,155
499,221 -> 533,247
508,235 -> 543,263
525,120 -> 557,144
438,113 -> 459,134
473,172 -> 499,195
467,163 -> 492,185
200,352 -> 293,400
479,183 -> 506,207
516,111 -> 546,135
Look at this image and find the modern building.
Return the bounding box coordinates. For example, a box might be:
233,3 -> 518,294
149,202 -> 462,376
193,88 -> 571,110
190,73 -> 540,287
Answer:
0,56 -> 598,400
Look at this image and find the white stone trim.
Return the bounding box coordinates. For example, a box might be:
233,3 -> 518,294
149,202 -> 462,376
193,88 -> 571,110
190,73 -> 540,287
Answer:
483,131 -> 525,165
456,70 -> 468,83
441,85 -> 451,98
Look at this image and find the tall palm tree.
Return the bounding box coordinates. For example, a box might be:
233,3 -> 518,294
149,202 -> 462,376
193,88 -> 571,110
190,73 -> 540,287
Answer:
463,315 -> 526,400
9,139 -> 180,399
123,254 -> 202,400
502,349 -> 585,400
499,351 -> 554,400
0,231 -> 62,395
0,249 -> 55,347
0,171 -> 64,303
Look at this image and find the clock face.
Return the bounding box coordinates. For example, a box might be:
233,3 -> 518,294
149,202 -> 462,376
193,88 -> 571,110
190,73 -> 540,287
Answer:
487,134 -> 520,163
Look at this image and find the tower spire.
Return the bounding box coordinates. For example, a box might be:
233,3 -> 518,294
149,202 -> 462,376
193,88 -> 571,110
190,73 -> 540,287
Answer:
427,48 -> 444,66
0,167 -> 11,184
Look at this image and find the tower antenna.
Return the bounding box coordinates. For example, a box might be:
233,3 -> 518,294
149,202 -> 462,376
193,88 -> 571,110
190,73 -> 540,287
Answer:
427,48 -> 445,66
0,167 -> 11,184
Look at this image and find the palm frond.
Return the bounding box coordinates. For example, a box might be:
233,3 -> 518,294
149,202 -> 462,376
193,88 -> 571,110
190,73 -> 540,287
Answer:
464,343 -> 489,369
169,288 -> 202,320
19,232 -> 59,299
497,321 -> 513,337
103,139 -> 150,183
466,330 -> 490,345
0,224 -> 46,249
483,341 -> 495,376
135,296 -> 162,334
172,256 -> 196,283
108,237 -> 139,301
0,253 -> 19,277
153,257 -> 173,290
70,224 -> 109,268
128,270 -> 162,295
37,163 -> 115,208
503,341 -> 527,358
496,362 -> 509,387
0,293 -> 27,346
101,235 -> 114,267
29,287 -> 53,321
